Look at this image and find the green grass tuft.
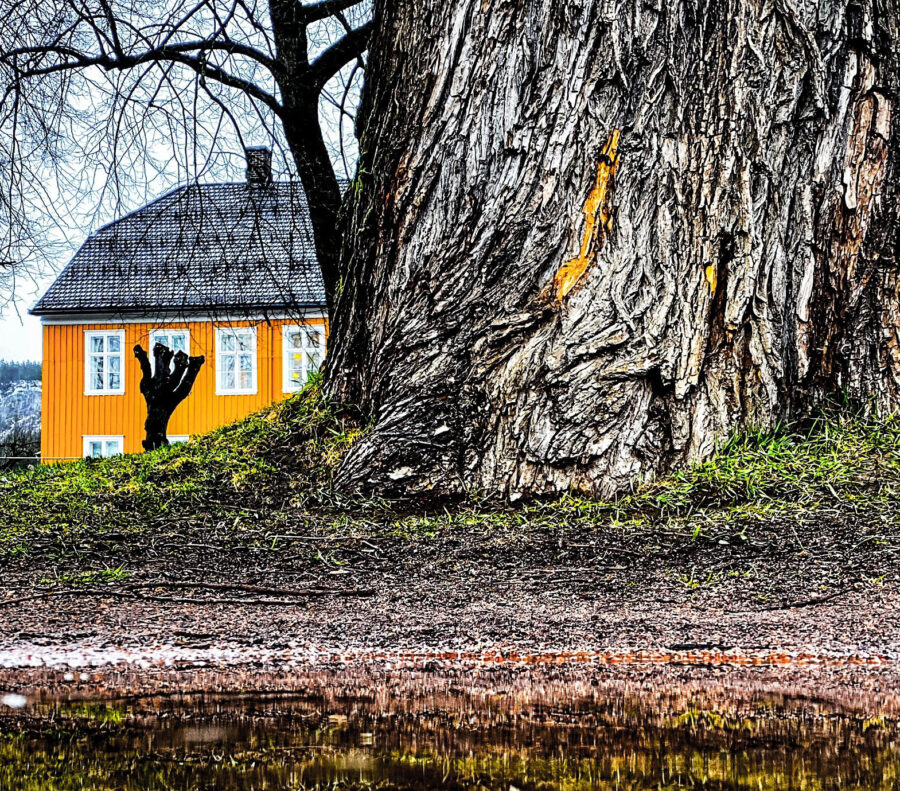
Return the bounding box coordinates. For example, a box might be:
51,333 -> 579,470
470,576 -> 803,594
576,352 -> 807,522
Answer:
438,408 -> 900,539
627,410 -> 900,515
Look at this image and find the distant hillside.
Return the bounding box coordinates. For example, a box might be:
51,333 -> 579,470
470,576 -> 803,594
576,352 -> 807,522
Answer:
0,360 -> 40,385
0,361 -> 41,461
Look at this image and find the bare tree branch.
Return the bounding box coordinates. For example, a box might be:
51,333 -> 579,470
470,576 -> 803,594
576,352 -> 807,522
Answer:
301,0 -> 365,24
0,0 -> 374,312
310,19 -> 371,89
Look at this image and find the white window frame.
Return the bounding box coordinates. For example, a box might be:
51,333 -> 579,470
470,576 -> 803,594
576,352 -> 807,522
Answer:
149,329 -> 191,372
282,324 -> 326,393
84,330 -> 126,395
167,435 -> 189,445
215,326 -> 258,395
83,435 -> 124,459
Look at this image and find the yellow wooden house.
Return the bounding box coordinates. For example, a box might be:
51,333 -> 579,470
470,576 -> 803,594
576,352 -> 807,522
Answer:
31,148 -> 328,461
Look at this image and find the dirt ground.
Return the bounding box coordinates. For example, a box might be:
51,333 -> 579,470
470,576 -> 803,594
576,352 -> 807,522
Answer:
0,505 -> 898,695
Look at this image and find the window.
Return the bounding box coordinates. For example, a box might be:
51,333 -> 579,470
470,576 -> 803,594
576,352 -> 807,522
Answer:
283,325 -> 325,392
83,436 -> 124,458
85,330 -> 125,394
167,435 -> 189,445
149,329 -> 190,373
216,327 -> 257,394
149,329 -> 189,355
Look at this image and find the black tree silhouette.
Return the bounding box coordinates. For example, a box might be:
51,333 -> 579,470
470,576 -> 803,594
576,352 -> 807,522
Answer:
134,343 -> 206,451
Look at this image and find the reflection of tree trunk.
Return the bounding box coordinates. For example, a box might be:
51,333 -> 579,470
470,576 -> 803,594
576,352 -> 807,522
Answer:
134,344 -> 205,451
326,1 -> 900,499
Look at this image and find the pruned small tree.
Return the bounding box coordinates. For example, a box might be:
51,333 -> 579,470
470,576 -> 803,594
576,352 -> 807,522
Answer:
134,343 -> 206,452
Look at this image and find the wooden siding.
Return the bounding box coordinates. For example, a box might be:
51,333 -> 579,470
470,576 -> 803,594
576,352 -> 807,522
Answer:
41,317 -> 327,461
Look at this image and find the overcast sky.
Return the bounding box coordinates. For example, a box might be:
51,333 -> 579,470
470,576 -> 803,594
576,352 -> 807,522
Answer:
0,289 -> 46,362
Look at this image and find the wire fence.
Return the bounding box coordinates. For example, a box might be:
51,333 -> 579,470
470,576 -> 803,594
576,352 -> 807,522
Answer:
0,456 -> 79,466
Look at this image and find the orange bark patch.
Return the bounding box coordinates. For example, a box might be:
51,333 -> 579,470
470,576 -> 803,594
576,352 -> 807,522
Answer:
553,130 -> 620,301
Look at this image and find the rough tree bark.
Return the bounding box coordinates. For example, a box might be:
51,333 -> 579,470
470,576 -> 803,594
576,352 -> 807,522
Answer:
134,344 -> 206,451
325,0 -> 900,498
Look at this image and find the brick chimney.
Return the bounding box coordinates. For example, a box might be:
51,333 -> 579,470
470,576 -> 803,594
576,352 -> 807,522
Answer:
245,147 -> 272,186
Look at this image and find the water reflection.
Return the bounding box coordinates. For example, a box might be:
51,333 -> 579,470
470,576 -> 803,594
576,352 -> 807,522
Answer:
1,681 -> 898,789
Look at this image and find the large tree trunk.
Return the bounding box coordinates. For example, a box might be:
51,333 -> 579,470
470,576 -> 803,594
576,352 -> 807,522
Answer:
325,0 -> 899,499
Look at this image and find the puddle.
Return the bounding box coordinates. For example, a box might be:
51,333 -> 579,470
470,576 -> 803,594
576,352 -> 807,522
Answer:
0,642 -> 890,670
1,680 -> 899,789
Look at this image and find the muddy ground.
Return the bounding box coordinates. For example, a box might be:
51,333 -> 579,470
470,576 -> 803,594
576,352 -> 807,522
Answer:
0,503 -> 897,694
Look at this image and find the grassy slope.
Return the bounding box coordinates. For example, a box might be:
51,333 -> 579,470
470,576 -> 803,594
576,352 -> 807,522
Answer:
2,383 -> 900,563
0,384 -> 366,557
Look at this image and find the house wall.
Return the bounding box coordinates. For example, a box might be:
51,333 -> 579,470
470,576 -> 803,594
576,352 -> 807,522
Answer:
41,316 -> 327,461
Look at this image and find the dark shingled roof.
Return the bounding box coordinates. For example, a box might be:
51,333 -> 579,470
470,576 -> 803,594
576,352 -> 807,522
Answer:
31,182 -> 328,316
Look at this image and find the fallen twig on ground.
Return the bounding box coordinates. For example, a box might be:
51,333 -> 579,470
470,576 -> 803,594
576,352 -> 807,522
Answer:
755,587 -> 850,611
0,585 -> 375,608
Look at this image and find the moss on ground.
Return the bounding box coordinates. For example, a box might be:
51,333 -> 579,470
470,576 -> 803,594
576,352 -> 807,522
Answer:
2,383 -> 900,561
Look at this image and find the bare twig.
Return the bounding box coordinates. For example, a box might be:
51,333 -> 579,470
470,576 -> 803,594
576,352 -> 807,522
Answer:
0,584 -> 375,608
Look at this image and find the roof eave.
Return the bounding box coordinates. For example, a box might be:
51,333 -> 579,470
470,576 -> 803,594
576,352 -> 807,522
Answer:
32,301 -> 326,318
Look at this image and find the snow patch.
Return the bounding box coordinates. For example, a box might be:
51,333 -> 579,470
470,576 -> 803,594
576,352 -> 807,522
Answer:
0,380 -> 40,444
